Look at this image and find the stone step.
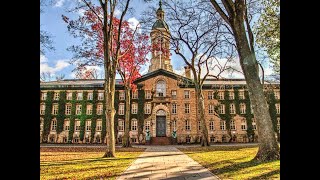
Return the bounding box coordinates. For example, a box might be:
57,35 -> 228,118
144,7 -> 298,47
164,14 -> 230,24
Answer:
151,137 -> 172,145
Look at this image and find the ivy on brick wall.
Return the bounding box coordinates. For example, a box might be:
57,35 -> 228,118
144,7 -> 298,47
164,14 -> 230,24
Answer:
100,91 -> 107,143
56,91 -> 66,134
42,91 -> 53,143
266,91 -> 278,133
79,92 -> 88,141
67,92 -> 77,142
137,89 -> 145,137
114,91 -> 119,142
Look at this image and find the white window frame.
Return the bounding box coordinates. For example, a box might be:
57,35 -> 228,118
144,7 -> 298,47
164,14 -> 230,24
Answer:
172,120 -> 177,131
98,92 -> 104,100
145,103 -> 151,114
209,121 -> 214,131
86,104 -> 93,115
87,92 -> 93,100
41,92 -> 47,100
132,103 -> 138,114
145,121 -> 150,131
172,103 -> 177,114
51,119 -> 57,131
132,90 -> 138,99
277,118 -> 280,132
66,92 -> 72,100
229,91 -> 235,100
156,80 -> 166,97
97,104 -> 103,115
220,120 -> 226,130
96,120 -> 102,131
118,120 -> 124,131
65,104 -> 72,115
230,103 -> 236,114
76,104 -> 82,115
145,90 -> 152,99
75,120 -> 81,131
171,90 -> 177,99
64,120 -> 70,131
240,103 -> 246,114
209,104 -> 214,114
274,91 -> 280,99
119,104 -> 124,115
241,119 -> 247,130
184,90 -> 190,99
76,92 -> 83,100
230,120 -> 236,130
52,104 -> 58,115
218,91 -> 224,100
185,120 -> 191,131
252,119 -> 257,130
86,120 -> 91,131
40,104 -> 45,115
276,103 -> 280,114
208,91 -> 213,99
239,91 -> 245,99
53,92 -> 60,100
185,103 -> 190,113
119,91 -> 125,100
219,104 -> 225,114
131,119 -> 138,131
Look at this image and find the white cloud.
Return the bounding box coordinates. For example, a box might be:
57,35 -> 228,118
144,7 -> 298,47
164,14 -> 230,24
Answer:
40,59 -> 70,75
54,0 -> 65,7
114,9 -> 121,16
128,17 -> 140,30
40,54 -> 48,63
77,8 -> 86,17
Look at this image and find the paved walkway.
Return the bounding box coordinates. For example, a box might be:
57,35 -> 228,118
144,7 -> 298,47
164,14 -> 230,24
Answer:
117,146 -> 220,180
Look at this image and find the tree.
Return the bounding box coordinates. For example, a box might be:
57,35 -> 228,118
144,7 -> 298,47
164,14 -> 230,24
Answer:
40,0 -> 55,55
254,0 -> 280,74
40,72 -> 53,82
152,0 -> 236,146
63,0 -> 133,157
208,0 -> 280,161
74,66 -> 99,79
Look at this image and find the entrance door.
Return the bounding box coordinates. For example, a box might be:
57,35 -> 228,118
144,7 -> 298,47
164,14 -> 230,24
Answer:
156,116 -> 166,137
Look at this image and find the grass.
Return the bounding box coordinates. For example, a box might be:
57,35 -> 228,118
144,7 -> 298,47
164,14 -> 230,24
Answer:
179,145 -> 280,180
40,147 -> 145,180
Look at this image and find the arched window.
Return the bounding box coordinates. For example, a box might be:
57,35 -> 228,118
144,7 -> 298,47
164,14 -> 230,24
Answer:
156,80 -> 166,97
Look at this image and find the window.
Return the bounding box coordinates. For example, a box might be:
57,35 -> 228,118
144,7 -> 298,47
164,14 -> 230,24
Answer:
208,91 -> 213,99
230,120 -> 236,130
64,120 -> 70,131
184,90 -> 190,99
132,90 -> 138,99
51,119 -> 57,131
274,91 -> 280,99
96,120 -> 102,131
250,104 -> 254,114
40,104 -> 45,115
222,135 -> 227,142
73,138 -> 79,143
119,91 -> 125,100
209,121 -> 214,131
132,103 -> 138,114
209,104 -> 214,114
145,90 -> 152,99
172,120 -> 177,131
229,91 -> 234,100
119,104 -> 124,115
66,92 -> 72,100
186,136 -> 191,143
76,92 -> 83,100
145,121 -> 150,131
40,118 -> 44,131
218,91 -> 224,100
219,104 -> 225,114
185,103 -> 190,113
118,120 -> 124,131
86,104 -> 93,115
54,92 -> 60,100
41,92 -> 47,100
97,104 -> 103,115
131,138 -> 137,143
230,103 -> 235,114
241,119 -> 247,130
75,120 -> 80,131
52,104 -> 58,115
64,104 -> 71,115
252,119 -> 257,130
277,118 -> 280,132
276,103 -> 280,114
220,120 -> 226,130
86,120 -> 91,131
156,80 -> 166,97
87,92 -> 93,100
98,92 -> 104,100
240,103 -> 246,114
198,121 -> 201,131
171,90 -> 177,99
185,120 -> 191,131
131,119 -> 138,131
145,103 -> 151,114
172,103 -> 177,114
210,136 -> 215,142
76,104 -> 82,115
239,91 -> 245,99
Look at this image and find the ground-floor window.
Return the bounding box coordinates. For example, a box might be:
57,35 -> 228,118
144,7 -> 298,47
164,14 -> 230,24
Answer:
96,137 -> 101,143
131,138 -> 137,143
63,137 -> 68,143
186,136 -> 191,143
85,138 -> 90,143
198,136 -> 202,143
118,137 -> 122,144
222,135 -> 227,142
73,138 -> 79,143
49,136 -> 55,143
210,136 -> 215,142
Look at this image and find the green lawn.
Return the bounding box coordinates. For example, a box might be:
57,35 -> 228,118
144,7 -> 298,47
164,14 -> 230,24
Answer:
179,145 -> 280,180
40,147 -> 145,180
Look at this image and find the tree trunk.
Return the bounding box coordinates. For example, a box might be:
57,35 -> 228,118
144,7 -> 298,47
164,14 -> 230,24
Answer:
195,85 -> 210,147
122,86 -> 131,147
231,12 -> 280,161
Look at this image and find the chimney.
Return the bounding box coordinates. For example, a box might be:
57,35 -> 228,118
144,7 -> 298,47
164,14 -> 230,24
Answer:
184,66 -> 191,79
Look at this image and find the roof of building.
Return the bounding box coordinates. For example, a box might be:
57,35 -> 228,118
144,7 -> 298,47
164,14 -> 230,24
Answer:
152,19 -> 169,31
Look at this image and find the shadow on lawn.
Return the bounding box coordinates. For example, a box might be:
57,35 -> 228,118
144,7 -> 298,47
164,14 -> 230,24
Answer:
41,157 -> 135,167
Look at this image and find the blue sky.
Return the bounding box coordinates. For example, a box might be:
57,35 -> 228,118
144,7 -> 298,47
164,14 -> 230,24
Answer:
40,0 -> 273,80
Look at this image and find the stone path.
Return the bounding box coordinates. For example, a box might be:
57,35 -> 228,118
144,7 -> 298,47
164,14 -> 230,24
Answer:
117,146 -> 220,180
